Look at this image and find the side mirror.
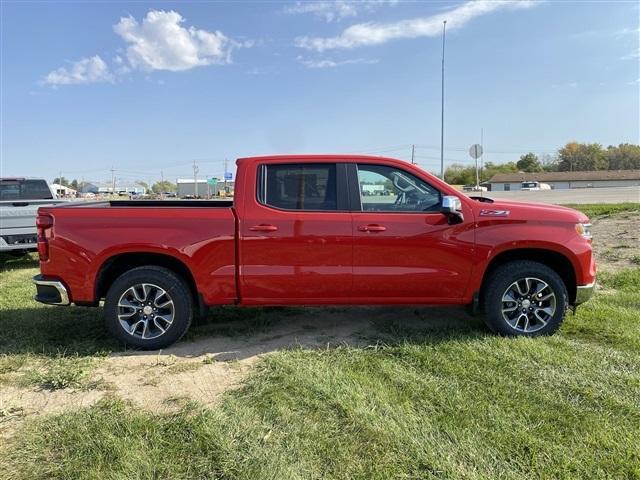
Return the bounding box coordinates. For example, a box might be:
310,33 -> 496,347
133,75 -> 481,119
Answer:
440,195 -> 464,223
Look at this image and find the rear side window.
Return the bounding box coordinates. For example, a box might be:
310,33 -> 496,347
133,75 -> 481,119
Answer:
0,180 -> 53,200
258,163 -> 338,211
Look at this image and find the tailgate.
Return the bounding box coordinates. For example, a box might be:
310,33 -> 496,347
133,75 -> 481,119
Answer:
0,200 -> 67,249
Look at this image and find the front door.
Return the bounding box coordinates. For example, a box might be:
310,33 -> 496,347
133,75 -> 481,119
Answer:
239,162 -> 353,304
351,163 -> 474,302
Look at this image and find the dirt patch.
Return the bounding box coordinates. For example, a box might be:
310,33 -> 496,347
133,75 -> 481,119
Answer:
0,306 -> 472,437
591,211 -> 640,271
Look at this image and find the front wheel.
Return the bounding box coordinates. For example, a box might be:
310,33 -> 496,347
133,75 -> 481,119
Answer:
482,260 -> 568,336
104,266 -> 193,349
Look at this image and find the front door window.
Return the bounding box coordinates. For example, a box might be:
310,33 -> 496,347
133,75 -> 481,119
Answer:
357,164 -> 441,212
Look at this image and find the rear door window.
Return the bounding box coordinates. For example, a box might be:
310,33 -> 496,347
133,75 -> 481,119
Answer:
258,163 -> 338,211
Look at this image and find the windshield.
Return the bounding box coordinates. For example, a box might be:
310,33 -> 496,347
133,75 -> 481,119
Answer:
0,180 -> 54,200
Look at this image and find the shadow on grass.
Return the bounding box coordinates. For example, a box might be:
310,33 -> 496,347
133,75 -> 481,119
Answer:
0,252 -> 39,271
0,302 -> 487,359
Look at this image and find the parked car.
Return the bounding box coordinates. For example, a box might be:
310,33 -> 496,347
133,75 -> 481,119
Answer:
463,184 -> 488,192
33,155 -> 596,349
521,181 -> 552,191
0,178 -> 67,255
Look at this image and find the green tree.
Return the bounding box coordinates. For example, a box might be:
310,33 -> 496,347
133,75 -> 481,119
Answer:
444,164 -> 475,185
444,161 -> 519,185
516,153 -> 543,172
606,144 -> 640,170
557,142 -> 608,171
53,177 -> 70,186
151,181 -> 177,194
70,179 -> 79,190
482,161 -> 518,181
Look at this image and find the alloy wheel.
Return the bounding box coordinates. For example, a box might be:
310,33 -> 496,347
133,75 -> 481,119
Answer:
501,277 -> 556,333
117,283 -> 175,340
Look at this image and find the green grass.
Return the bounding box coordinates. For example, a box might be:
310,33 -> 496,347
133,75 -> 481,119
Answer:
2,266 -> 639,479
562,202 -> 640,218
0,256 -> 113,389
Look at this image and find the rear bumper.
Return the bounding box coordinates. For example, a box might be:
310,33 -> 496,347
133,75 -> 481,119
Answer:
0,234 -> 37,251
33,275 -> 70,305
574,280 -> 596,305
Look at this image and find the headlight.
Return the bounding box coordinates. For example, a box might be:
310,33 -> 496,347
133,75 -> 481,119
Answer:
575,223 -> 592,240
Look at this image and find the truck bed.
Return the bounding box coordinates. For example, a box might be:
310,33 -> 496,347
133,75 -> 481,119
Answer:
38,201 -> 238,305
0,199 -> 68,251
51,200 -> 235,208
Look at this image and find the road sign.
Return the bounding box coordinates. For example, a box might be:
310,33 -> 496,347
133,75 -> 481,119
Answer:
207,177 -> 218,186
224,172 -> 233,181
469,144 -> 483,159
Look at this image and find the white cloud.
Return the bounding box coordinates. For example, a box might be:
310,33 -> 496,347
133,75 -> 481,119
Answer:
296,0 -> 538,51
113,10 -> 234,71
298,56 -> 379,68
285,1 -> 397,22
42,55 -> 114,85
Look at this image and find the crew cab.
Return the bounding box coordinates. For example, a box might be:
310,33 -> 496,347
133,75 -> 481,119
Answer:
33,155 -> 596,349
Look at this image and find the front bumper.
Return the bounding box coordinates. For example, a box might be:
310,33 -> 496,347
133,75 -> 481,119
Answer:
33,275 -> 70,305
575,280 -> 596,305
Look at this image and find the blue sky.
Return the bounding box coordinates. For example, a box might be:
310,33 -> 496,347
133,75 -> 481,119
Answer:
1,0 -> 638,184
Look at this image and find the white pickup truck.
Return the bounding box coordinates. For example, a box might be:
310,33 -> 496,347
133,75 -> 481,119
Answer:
0,178 -> 67,256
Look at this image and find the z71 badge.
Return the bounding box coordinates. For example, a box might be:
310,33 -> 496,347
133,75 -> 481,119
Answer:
480,209 -> 510,217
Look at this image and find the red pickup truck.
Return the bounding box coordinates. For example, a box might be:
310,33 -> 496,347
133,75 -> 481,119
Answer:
33,155 -> 596,349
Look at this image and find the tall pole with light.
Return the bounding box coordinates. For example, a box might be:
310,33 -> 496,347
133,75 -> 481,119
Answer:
440,20 -> 447,180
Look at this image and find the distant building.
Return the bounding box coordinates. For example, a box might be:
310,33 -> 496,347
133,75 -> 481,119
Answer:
487,170 -> 640,191
80,182 -> 146,195
49,183 -> 77,197
177,179 -> 234,198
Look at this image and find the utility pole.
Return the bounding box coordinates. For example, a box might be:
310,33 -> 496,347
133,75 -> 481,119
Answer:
480,128 -> 484,184
439,20 -> 447,180
110,167 -> 116,196
224,158 -> 228,196
192,161 -> 199,198
411,144 -> 416,164
160,170 -> 164,199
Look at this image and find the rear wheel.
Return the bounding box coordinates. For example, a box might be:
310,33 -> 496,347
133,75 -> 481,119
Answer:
482,260 -> 568,336
104,266 -> 193,349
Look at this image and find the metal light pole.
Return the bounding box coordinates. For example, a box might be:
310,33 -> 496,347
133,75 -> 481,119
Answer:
440,20 -> 447,180
193,161 -> 199,198
480,128 -> 484,183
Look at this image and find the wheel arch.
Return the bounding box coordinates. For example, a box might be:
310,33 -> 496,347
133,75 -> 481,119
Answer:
95,252 -> 199,306
479,248 -> 577,306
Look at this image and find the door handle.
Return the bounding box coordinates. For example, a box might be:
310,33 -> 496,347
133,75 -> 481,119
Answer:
249,224 -> 278,232
358,224 -> 386,232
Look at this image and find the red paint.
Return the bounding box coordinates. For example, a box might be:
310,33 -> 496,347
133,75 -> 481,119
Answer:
36,155 -> 595,307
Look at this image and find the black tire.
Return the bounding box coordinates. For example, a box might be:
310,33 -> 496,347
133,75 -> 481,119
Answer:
482,260 -> 568,337
104,266 -> 193,349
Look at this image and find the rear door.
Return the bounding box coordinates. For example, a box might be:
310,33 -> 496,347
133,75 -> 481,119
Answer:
238,161 -> 353,303
350,163 -> 474,302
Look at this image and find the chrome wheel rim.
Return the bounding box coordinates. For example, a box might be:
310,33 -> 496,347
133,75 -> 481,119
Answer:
501,277 -> 556,333
117,283 -> 175,340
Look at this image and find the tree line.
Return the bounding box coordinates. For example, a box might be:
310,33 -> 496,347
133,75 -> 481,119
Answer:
444,142 -> 640,185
